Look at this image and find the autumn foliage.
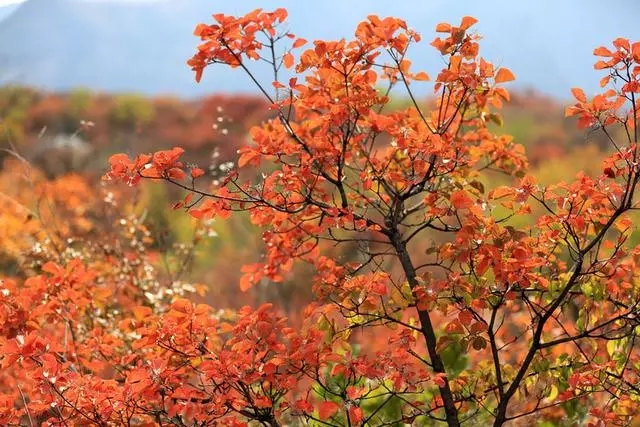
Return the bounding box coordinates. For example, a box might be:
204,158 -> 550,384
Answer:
2,7 -> 640,427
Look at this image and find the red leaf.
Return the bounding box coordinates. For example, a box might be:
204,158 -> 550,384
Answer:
319,401 -> 340,420
191,167 -> 205,179
470,321 -> 488,334
348,406 -> 364,424
445,319 -> 465,334
458,310 -> 474,325
604,167 -> 616,179
433,373 -> 447,387
294,399 -> 314,413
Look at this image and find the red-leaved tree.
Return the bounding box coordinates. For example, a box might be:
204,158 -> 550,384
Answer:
3,7 -> 640,427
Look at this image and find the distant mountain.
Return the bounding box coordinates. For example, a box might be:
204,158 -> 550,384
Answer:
0,0 -> 638,99
0,0 -> 221,97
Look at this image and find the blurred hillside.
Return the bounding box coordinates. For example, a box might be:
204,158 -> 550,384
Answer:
0,86 -> 604,175
0,84 -> 625,314
0,86 -> 271,174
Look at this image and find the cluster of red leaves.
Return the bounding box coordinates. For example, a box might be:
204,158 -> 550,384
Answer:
566,37 -> 640,129
0,260 -> 443,425
12,7 -> 640,427
106,147 -> 207,186
188,8 -> 291,82
112,12 -> 527,298
0,160 -> 440,424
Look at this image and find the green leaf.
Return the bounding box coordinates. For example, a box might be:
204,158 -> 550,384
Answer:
487,113 -> 504,127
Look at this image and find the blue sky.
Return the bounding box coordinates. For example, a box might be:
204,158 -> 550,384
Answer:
234,0 -> 640,100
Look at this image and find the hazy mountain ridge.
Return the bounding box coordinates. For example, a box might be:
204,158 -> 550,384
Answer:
0,0 -> 215,97
0,0 -> 638,98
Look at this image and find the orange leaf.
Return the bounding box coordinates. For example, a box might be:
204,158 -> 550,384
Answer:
273,7 -> 288,23
240,273 -> 254,292
108,153 -> 132,167
42,261 -> 63,276
489,186 -> 514,200
593,46 -> 613,57
450,190 -> 474,210
495,67 -> 516,84
435,22 -> 451,33
460,16 -> 478,30
171,298 -> 193,314
571,87 -> 587,103
414,71 -> 430,81
494,87 -> 510,102
399,59 -> 411,74
364,69 -> 378,84
632,41 -> 640,60
283,52 -> 294,69
133,306 -> 153,321
319,401 -> 340,420
238,149 -> 261,168
292,38 -> 307,48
